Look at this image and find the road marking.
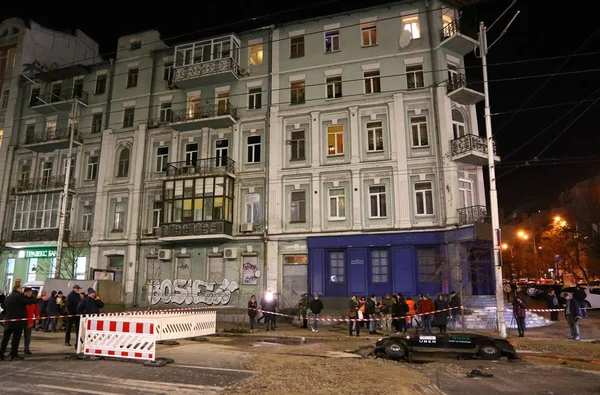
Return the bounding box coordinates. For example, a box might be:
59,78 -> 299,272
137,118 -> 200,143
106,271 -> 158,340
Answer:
171,364 -> 254,374
32,384 -> 116,395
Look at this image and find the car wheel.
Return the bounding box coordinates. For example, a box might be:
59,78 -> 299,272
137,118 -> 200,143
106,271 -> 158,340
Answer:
476,343 -> 501,360
384,340 -> 407,360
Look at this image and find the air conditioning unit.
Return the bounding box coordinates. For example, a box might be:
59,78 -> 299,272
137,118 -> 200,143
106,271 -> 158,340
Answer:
158,249 -> 172,260
240,223 -> 253,232
224,248 -> 237,259
239,68 -> 250,76
144,227 -> 154,236
148,119 -> 161,129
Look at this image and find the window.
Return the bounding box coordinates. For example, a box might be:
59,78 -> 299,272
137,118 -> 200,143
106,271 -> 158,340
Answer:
160,102 -> 172,122
414,181 -> 434,215
63,156 -> 75,178
163,62 -> 173,81
117,148 -> 130,178
130,40 -> 141,50
290,81 -> 305,105
95,74 -> 107,95
127,68 -> 138,88
418,248 -> 437,282
82,205 -> 93,231
13,193 -> 66,230
371,249 -> 389,283
328,188 -> 345,220
290,131 -> 305,161
92,113 -> 102,134
217,92 -> 229,115
411,116 -> 428,147
28,259 -> 38,282
188,95 -> 200,119
152,201 -> 162,228
20,163 -> 30,181
113,202 -> 126,231
326,76 -> 342,99
215,139 -> 229,167
447,63 -> 459,85
325,30 -> 340,52
366,121 -> 384,152
247,135 -> 261,163
369,185 -> 387,218
41,162 -> 52,185
185,143 -> 198,166
86,155 -> 98,181
249,44 -> 263,65
156,146 -> 169,172
245,193 -> 261,224
1,89 -> 8,109
123,107 -> 135,128
406,65 -> 424,89
208,256 -> 224,280
459,178 -> 474,208
290,36 -> 305,58
163,176 -> 235,224
403,15 -> 421,39
364,70 -> 381,94
25,124 -> 35,143
452,109 -> 466,139
73,79 -> 84,98
290,190 -> 306,222
248,87 -> 262,110
30,88 -> 41,107
327,125 -> 344,156
329,251 -> 345,283
50,83 -> 62,103
284,255 -> 308,265
361,23 -> 377,46
75,257 -> 87,280
6,48 -> 16,69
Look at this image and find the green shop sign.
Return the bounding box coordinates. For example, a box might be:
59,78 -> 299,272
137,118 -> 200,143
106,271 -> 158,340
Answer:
23,249 -> 57,258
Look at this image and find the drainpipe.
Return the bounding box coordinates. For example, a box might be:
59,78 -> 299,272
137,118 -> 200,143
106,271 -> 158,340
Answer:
104,59 -> 115,130
263,25 -> 275,294
133,50 -> 157,306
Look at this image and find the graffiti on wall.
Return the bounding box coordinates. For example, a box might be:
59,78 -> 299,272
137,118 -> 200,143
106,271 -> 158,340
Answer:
149,278 -> 239,306
242,256 -> 260,285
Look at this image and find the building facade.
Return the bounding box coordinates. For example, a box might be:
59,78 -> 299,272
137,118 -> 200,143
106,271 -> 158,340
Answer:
0,0 -> 497,308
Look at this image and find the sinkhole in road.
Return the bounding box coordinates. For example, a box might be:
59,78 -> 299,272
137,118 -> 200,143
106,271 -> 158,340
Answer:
250,337 -> 309,346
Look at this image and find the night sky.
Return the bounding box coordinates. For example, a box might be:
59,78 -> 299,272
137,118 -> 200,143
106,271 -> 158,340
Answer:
2,0 -> 599,216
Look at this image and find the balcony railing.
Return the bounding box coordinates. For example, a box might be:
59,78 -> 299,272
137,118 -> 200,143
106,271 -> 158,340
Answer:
451,134 -> 496,157
166,157 -> 236,177
440,19 -> 476,42
10,228 -> 70,243
161,220 -> 233,238
447,74 -> 472,93
12,175 -> 74,194
25,128 -> 82,145
172,57 -> 240,82
170,102 -> 237,123
31,87 -> 89,107
458,205 -> 490,226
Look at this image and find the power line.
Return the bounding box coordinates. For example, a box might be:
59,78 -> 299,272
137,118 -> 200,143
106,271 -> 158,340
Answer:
491,96 -> 600,116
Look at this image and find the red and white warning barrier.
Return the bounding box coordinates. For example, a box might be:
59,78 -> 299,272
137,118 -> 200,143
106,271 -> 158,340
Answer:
83,318 -> 156,361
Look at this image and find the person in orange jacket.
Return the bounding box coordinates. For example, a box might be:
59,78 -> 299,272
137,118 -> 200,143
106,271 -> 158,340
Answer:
24,290 -> 41,355
405,297 -> 416,329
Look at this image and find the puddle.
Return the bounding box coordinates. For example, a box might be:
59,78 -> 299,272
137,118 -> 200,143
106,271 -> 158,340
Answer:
251,337 -> 308,346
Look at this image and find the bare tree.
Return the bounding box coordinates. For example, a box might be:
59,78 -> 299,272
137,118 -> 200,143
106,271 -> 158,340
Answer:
138,257 -> 162,310
35,235 -> 89,279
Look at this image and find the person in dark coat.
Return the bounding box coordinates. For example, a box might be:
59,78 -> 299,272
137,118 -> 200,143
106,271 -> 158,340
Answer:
309,293 -> 324,333
65,285 -> 82,347
563,292 -> 582,340
76,288 -> 105,315
0,287 -> 39,360
44,291 -> 58,332
393,293 -> 409,334
434,294 -> 450,333
449,291 -> 462,329
247,295 -> 258,330
546,289 -> 560,321
512,287 -> 529,337
365,295 -> 377,334
573,285 -> 588,318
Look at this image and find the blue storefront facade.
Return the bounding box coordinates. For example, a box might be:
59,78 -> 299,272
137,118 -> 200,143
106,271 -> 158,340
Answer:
307,226 -> 494,299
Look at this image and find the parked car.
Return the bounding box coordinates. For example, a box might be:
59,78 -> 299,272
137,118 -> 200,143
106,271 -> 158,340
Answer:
527,285 -> 554,299
374,333 -> 518,361
560,287 -> 599,308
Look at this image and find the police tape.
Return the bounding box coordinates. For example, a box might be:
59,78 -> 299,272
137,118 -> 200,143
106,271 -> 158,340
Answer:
476,306 -> 598,312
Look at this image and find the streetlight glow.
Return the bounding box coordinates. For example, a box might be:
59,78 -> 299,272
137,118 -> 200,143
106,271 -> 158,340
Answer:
502,243 -> 508,250
554,216 -> 561,223
518,230 -> 525,238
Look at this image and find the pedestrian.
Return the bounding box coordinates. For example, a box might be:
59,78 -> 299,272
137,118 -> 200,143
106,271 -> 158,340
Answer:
65,285 -> 82,347
247,295 -> 258,330
299,293 -> 309,328
512,287 -> 528,337
417,295 -> 435,335
37,290 -> 49,331
405,297 -> 416,329
393,293 -> 408,334
24,290 -> 40,355
44,291 -> 58,332
562,292 -> 581,340
0,286 -> 39,361
348,295 -> 360,336
358,297 -> 366,328
365,295 -> 377,334
573,285 -> 588,318
434,294 -> 450,334
76,288 -> 104,315
380,293 -> 395,334
309,293 -> 324,333
260,292 -> 276,331
449,291 -> 462,329
546,289 -> 560,321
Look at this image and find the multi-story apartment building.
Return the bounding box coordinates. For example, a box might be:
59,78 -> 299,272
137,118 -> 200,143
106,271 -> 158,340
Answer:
0,18 -> 104,291
0,0 -> 498,308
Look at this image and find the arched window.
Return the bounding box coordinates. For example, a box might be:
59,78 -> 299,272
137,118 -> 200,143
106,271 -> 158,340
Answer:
117,148 -> 130,178
451,109 -> 466,139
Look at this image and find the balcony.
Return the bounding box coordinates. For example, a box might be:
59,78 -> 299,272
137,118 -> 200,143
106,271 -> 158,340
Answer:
160,220 -> 233,242
458,205 -> 489,226
12,175 -> 75,194
166,157 -> 236,178
24,128 -> 83,153
170,103 -> 238,131
439,19 -> 478,56
171,35 -> 241,89
30,87 -> 88,114
0,33 -> 18,48
9,228 -> 70,243
447,74 -> 484,105
451,134 -> 500,166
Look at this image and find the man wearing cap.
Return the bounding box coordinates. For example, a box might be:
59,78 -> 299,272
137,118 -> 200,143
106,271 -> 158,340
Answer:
65,285 -> 82,347
0,286 -> 39,360
76,288 -> 104,315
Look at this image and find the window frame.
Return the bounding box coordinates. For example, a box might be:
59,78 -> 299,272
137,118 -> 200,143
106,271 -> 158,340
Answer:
328,188 -> 346,221
366,121 -> 384,152
249,44 -> 263,66
364,70 -> 381,94
414,181 -> 434,216
328,251 -> 345,283
94,74 -> 107,95
327,125 -> 344,156
402,15 -> 421,39
326,76 -> 342,99
368,185 -> 387,218
290,130 -> 306,161
361,23 -> 378,47
290,81 -> 306,105
290,190 -> 306,223
324,30 -> 340,53
290,36 -> 305,58
410,116 -> 429,147
116,148 -> 130,178
371,249 -> 389,283
247,135 -> 261,164
123,107 -> 135,128
248,87 -> 262,110
85,155 -> 98,181
406,64 -> 425,89
156,146 -> 169,173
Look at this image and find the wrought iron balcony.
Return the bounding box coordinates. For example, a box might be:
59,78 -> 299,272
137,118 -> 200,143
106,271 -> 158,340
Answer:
439,19 -> 478,56
172,57 -> 240,89
451,134 -> 498,166
170,102 -> 238,131
166,157 -> 236,178
12,175 -> 75,194
24,128 -> 83,153
458,205 -> 490,226
161,220 -> 233,239
446,73 -> 484,105
10,228 -> 70,243
30,87 -> 89,113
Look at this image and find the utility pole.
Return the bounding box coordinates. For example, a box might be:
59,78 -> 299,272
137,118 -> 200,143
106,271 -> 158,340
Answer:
55,97 -> 79,278
477,2 -> 520,339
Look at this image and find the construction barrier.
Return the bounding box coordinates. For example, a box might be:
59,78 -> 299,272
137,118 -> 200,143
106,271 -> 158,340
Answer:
82,317 -> 156,361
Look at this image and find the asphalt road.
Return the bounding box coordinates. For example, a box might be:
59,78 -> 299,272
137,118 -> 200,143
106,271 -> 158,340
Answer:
0,357 -> 252,394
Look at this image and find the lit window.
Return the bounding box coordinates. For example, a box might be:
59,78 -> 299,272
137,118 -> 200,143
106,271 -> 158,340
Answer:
403,16 -> 421,39
361,23 -> 377,46
327,125 -> 344,156
249,44 -> 263,65
325,30 -> 340,52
